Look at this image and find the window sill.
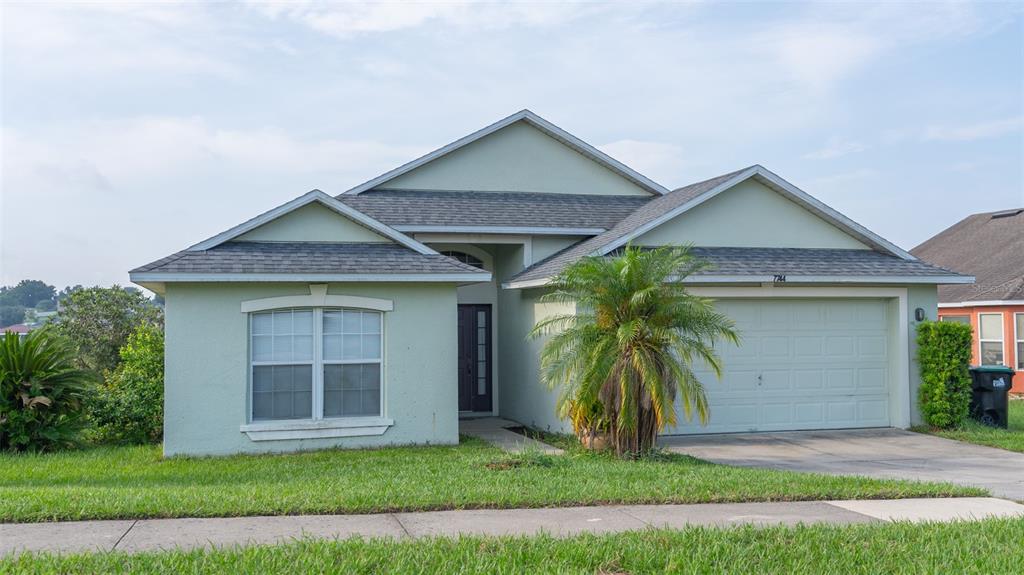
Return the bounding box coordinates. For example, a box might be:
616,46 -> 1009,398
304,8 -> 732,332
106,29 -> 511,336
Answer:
240,417 -> 393,441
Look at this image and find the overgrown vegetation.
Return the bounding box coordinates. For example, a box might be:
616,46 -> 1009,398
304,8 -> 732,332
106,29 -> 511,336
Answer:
87,324 -> 165,444
0,437 -> 979,522
922,400 -> 1024,452
917,321 -> 973,429
0,331 -> 93,452
8,519 -> 1024,574
55,286 -> 163,374
531,245 -> 738,456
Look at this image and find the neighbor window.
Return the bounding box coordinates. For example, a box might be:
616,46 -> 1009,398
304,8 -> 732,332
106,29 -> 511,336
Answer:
940,315 -> 970,324
978,313 -> 1004,365
1016,313 -> 1024,371
250,308 -> 382,421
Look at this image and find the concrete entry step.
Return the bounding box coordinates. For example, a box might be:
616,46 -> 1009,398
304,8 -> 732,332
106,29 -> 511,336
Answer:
459,417 -> 564,454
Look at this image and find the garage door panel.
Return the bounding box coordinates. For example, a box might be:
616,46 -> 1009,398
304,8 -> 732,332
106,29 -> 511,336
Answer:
666,298 -> 892,435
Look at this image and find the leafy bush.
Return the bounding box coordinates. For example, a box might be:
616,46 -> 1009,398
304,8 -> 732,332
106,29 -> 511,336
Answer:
56,286 -> 162,374
917,321 -> 973,429
0,330 -> 92,451
89,324 -> 164,444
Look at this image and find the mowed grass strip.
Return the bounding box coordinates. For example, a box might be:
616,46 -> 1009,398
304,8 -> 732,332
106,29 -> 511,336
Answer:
0,437 -> 982,523
922,400 -> 1024,453
6,519 -> 1024,574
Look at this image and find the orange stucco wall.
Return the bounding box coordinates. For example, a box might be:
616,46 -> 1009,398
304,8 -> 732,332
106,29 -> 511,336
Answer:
937,305 -> 1024,392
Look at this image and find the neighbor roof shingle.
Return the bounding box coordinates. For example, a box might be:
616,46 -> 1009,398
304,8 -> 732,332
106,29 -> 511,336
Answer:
131,242 -> 487,276
911,209 -> 1024,303
337,189 -> 651,230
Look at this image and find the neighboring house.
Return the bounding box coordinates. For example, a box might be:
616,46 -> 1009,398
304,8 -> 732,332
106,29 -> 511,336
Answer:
130,110 -> 970,456
911,208 -> 1024,389
1,323 -> 32,337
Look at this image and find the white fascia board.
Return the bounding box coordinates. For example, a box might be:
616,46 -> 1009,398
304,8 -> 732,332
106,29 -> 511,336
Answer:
596,165 -> 915,261
939,300 -> 1024,308
501,278 -> 551,289
395,225 -> 605,235
129,272 -> 492,283
503,274 -> 971,290
342,109 -> 668,196
186,190 -> 437,255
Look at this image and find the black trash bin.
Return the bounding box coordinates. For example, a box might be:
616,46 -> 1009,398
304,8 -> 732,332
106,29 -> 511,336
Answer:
968,366 -> 1016,428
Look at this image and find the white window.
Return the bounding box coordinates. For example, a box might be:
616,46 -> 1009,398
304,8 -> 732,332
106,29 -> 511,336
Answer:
250,308 -> 382,421
978,313 -> 1004,366
940,315 -> 970,324
1016,313 -> 1024,371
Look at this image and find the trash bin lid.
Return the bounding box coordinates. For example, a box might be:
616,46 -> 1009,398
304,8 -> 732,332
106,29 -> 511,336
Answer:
970,365 -> 1016,374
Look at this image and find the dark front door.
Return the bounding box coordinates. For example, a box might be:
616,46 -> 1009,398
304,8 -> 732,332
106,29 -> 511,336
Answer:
458,304 -> 492,412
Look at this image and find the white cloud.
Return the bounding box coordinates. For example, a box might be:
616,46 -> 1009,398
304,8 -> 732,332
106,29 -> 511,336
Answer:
802,138 -> 868,160
247,1 -> 596,37
923,116 -> 1024,142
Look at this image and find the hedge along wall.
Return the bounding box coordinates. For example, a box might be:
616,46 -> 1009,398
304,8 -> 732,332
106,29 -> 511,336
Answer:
916,321 -> 974,429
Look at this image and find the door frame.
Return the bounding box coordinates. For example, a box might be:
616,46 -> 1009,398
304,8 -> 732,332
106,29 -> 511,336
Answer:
458,304 -> 494,415
685,287 -> 910,430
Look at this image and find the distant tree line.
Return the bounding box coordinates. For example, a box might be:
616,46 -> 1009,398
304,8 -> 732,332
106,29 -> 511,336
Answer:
0,279 -> 161,328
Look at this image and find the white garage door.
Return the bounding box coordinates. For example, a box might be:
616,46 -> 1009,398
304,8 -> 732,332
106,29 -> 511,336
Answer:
667,298 -> 892,434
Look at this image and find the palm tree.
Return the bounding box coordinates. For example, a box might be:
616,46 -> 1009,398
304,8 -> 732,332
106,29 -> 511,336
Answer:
530,245 -> 739,457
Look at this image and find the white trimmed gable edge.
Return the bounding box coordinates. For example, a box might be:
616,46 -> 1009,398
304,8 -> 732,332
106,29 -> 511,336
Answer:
187,190 -> 437,255
342,110 -> 669,196
596,165 -> 916,260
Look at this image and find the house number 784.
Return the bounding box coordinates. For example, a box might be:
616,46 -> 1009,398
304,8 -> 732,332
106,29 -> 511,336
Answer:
772,275 -> 787,283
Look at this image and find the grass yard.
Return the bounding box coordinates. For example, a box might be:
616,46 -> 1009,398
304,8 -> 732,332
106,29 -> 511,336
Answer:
6,519 -> 1024,574
921,400 -> 1024,453
0,436 -> 981,523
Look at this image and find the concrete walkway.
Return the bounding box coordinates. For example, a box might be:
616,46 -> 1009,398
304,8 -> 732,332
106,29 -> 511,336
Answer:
3,497 -> 1023,556
459,417 -> 564,454
661,429 -> 1024,500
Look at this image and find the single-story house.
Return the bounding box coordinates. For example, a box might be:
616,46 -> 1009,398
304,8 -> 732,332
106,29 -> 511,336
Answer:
131,110 -> 971,456
912,208 -> 1023,389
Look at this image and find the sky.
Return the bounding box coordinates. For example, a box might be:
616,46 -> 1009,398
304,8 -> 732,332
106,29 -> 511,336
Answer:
1,1 -> 1022,290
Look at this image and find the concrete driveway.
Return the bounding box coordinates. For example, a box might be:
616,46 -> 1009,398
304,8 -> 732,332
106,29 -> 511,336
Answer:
661,428 -> 1024,500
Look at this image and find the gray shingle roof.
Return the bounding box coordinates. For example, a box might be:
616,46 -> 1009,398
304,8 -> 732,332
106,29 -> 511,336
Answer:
337,189 -> 650,229
131,242 -> 486,276
511,246 -> 964,285
508,168 -> 752,282
911,208 -> 1024,302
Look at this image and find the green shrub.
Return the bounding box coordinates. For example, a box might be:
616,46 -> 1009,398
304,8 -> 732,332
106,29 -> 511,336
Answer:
0,330 -> 92,451
917,321 -> 973,429
89,324 -> 164,444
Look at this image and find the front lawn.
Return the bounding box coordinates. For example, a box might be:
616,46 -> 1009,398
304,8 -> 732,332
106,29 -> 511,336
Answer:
0,437 -> 981,523
7,519 -> 1024,574
921,400 -> 1024,453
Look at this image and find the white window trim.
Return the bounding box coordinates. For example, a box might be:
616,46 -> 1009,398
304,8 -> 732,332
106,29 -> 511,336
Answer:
978,312 -> 1005,365
1015,312 -> 1023,372
243,305 -> 389,441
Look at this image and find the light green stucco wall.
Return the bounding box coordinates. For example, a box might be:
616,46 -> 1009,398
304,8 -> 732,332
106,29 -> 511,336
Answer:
495,244 -> 573,432
531,236 -> 585,265
907,284 -> 938,426
163,282 -> 458,456
635,180 -> 870,249
378,121 -> 653,196
235,203 -> 390,243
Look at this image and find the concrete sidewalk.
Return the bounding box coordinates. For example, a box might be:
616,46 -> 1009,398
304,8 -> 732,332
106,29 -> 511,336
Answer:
459,417 -> 564,454
3,497 -> 1023,556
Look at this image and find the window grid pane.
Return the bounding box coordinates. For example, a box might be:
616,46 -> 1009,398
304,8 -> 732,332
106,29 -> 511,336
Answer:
252,308 -> 383,422
980,314 -> 1003,339
981,342 -> 1004,365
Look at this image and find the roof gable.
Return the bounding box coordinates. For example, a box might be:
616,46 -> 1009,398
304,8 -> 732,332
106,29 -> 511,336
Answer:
343,110 -> 667,197
633,178 -> 870,250
187,190 -> 435,255
236,202 -> 392,243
